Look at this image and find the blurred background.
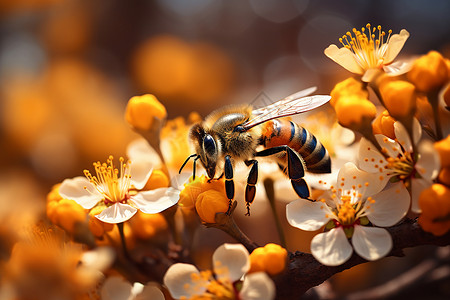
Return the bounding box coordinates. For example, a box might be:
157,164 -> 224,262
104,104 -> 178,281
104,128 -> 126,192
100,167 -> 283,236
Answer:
0,0 -> 449,297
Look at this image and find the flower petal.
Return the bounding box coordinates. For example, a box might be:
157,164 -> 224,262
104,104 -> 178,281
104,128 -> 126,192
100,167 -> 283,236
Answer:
212,243 -> 250,282
163,263 -> 207,299
394,119 -> 421,151
59,176 -> 102,209
374,134 -> 402,159
416,140 -> 440,181
324,44 -> 364,74
358,138 -> 389,177
352,225 -> 392,261
135,284 -> 165,300
100,276 -> 132,300
383,29 -> 410,64
383,58 -> 413,76
286,199 -> 331,231
310,227 -> 353,266
337,162 -> 386,199
240,272 -> 275,300
127,138 -> 162,166
367,182 -> 409,227
96,203 -> 137,224
129,159 -> 153,190
410,177 -> 431,213
131,187 -> 179,214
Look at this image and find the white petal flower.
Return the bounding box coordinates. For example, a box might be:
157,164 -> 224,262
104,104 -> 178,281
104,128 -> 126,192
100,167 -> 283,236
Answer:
352,225 -> 392,261
311,228 -> 353,266
358,120 -> 440,213
60,156 -> 178,224
325,24 -> 410,81
287,162 -> 406,266
163,244 -> 275,300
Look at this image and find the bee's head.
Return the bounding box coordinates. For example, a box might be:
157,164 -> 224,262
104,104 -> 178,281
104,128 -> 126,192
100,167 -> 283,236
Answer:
186,123 -> 219,179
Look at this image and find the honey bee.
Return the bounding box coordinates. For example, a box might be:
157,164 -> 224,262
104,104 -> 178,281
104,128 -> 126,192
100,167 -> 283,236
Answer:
179,87 -> 332,215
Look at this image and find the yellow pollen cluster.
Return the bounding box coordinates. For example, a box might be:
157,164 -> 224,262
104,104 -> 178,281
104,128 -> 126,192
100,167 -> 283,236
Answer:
337,195 -> 357,225
339,23 -> 392,69
385,152 -> 414,179
185,266 -> 235,300
83,156 -> 132,205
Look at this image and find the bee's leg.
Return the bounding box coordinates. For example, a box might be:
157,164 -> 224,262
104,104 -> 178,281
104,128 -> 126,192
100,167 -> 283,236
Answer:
244,160 -> 258,216
224,155 -> 234,214
256,146 -> 310,199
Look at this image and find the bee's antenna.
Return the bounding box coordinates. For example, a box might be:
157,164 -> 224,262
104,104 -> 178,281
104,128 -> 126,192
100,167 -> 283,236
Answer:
179,154 -> 198,174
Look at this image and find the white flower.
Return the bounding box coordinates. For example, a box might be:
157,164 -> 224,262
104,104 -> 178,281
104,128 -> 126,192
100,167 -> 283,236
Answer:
163,243 -> 275,300
324,24 -> 410,82
59,155 -> 179,224
359,119 -> 440,213
101,276 -> 164,300
286,162 -> 409,266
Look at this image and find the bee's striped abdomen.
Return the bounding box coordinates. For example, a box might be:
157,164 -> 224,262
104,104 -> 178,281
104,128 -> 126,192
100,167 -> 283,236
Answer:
261,119 -> 331,174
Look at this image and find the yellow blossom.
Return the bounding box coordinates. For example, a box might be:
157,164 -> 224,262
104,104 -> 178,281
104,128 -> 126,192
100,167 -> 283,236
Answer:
379,79 -> 416,119
443,84 -> 450,108
372,110 -> 396,139
195,189 -> 230,223
249,243 -> 287,275
88,206 -> 115,238
125,94 -> 167,131
407,51 -> 449,92
418,184 -> 450,236
434,135 -> 450,167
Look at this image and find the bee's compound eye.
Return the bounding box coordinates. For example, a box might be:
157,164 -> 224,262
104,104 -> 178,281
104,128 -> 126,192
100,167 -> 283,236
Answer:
202,134 -> 217,157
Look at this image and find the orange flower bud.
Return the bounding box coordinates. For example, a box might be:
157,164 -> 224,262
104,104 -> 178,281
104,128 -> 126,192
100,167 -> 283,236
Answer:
443,84 -> 450,108
145,169 -> 170,190
438,167 -> 450,186
128,211 -> 168,240
434,135 -> 450,168
125,94 -> 167,131
179,175 -> 225,209
330,77 -> 368,107
249,243 -> 288,275
46,184 -> 87,234
195,189 -> 229,223
372,110 -> 396,139
334,96 -> 377,128
88,207 -> 114,238
407,51 -> 448,92
379,80 -> 416,119
418,184 -> 450,236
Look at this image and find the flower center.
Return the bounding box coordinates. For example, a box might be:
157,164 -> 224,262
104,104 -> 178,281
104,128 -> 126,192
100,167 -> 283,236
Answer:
385,152 -> 415,180
336,195 -> 357,226
339,23 -> 392,69
184,267 -> 236,300
83,156 -> 132,205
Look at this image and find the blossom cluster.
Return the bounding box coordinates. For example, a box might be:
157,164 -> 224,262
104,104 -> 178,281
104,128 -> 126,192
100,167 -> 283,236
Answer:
1,23 -> 449,300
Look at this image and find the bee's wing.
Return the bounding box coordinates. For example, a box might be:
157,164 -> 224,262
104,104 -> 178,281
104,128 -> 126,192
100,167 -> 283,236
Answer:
243,90 -> 331,130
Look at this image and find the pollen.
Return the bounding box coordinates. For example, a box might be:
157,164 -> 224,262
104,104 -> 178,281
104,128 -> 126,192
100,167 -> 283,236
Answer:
83,156 -> 132,205
339,24 -> 393,69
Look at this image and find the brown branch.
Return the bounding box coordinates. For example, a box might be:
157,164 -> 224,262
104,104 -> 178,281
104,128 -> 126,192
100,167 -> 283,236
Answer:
273,219 -> 450,300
